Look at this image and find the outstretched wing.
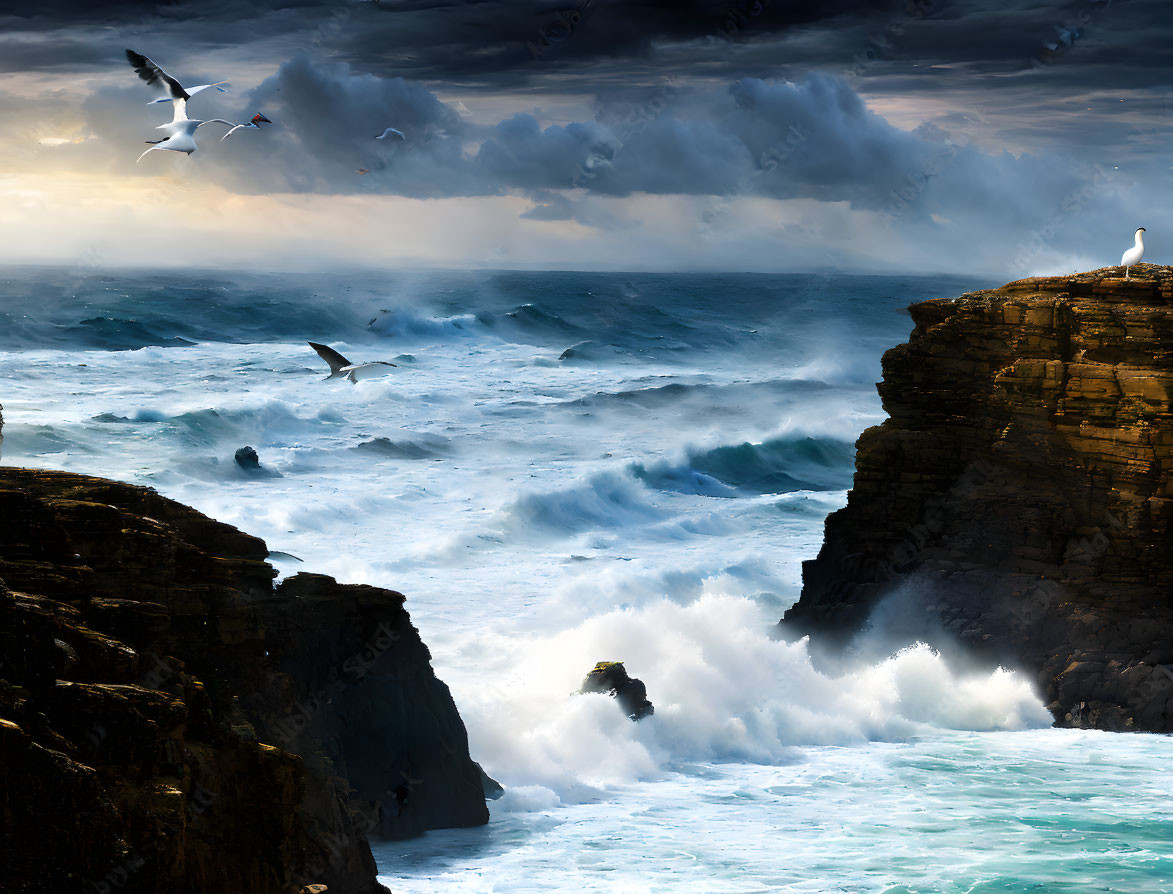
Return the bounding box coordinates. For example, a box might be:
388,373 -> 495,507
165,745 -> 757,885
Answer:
186,82 -> 230,99
308,342 -> 353,376
220,124 -> 246,141
125,49 -> 189,101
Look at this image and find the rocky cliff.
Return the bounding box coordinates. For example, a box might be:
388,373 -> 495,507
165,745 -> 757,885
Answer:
784,264 -> 1173,733
0,467 -> 489,894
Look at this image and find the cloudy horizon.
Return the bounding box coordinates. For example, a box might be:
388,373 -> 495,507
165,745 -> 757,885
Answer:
2,0 -> 1170,275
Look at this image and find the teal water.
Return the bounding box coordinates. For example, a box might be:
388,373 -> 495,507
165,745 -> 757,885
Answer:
2,267 -> 1168,892
375,730 -> 1173,892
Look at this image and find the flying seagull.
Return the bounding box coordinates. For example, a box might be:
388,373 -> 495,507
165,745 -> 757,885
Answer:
125,49 -> 228,123
137,117 -> 234,162
376,127 -> 406,141
356,168 -> 370,175
309,342 -> 398,383
220,113 -> 273,140
1121,227 -> 1145,280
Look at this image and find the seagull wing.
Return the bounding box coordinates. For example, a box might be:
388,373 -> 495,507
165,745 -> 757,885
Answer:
187,82 -> 230,98
343,361 -> 398,382
126,49 -> 189,101
220,124 -> 247,141
198,118 -> 236,129
309,342 -> 353,377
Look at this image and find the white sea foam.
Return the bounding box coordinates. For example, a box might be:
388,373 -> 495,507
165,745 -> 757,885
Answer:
448,593 -> 1051,799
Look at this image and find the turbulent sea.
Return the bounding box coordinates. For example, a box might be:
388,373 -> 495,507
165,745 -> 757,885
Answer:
2,267 -> 1171,893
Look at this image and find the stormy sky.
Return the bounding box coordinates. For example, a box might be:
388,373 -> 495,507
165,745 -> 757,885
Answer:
2,0 -> 1171,273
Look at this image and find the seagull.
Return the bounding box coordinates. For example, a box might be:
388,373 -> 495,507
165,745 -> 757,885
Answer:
125,49 -> 228,123
356,168 -> 370,175
375,127 -> 406,141
137,117 -> 234,162
220,113 -> 273,140
309,342 -> 398,383
126,49 -> 235,162
1121,227 -> 1145,280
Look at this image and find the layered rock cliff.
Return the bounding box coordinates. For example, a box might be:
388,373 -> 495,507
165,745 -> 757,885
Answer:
784,264 -> 1173,733
0,467 -> 489,894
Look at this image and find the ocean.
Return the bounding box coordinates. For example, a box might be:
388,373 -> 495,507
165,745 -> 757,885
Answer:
2,267 -> 1170,892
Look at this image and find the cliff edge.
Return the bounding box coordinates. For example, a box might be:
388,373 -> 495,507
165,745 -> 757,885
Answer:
784,264 -> 1173,732
0,467 -> 489,894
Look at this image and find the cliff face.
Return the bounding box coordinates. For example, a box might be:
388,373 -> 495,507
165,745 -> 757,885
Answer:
784,265 -> 1173,733
0,467 -> 489,894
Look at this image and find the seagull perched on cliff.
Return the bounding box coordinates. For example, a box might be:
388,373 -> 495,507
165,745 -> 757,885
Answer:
125,49 -> 228,123
375,127 -> 406,141
1121,227 -> 1146,280
308,342 -> 397,383
219,113 -> 273,140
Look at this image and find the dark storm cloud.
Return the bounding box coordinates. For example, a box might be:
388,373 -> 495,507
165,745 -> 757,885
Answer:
83,58 -> 943,205
6,0 -> 1169,96
7,0 -> 1170,275
0,0 -> 880,81
6,0 -> 1171,183
0,35 -> 113,71
54,48 -> 1145,262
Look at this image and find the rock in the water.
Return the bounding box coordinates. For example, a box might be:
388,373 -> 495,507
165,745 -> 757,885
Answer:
235,445 -> 282,478
580,661 -> 654,720
783,265 -> 1173,733
235,445 -> 261,470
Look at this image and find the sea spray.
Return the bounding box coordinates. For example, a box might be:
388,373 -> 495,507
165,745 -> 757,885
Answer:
450,594 -> 1051,801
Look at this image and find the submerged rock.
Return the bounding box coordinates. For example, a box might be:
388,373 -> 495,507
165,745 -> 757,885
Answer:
0,467 -> 489,892
783,265 -> 1173,732
580,661 -> 654,720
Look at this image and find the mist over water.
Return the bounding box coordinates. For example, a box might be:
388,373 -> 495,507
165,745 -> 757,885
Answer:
3,266 -> 1170,892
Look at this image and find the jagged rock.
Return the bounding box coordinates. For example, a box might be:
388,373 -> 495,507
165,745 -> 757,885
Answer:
235,445 -> 261,470
234,445 -> 281,477
580,661 -> 654,720
477,762 -> 505,800
783,265 -> 1173,733
0,467 -> 489,893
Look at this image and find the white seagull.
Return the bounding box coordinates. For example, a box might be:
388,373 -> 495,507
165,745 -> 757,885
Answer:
137,117 -> 235,162
309,342 -> 398,383
125,49 -> 228,123
126,49 -> 235,162
375,127 -> 406,141
220,113 -> 273,141
1121,227 -> 1146,280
